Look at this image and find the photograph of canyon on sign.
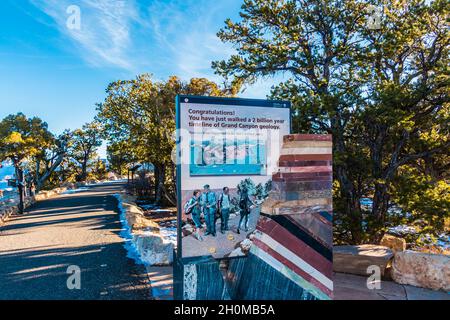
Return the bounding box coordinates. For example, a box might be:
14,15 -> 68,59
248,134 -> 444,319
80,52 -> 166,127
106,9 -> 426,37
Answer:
0,0 -> 448,304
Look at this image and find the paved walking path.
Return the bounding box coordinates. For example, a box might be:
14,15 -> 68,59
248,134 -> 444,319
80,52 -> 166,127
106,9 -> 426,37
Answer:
146,266 -> 173,300
334,272 -> 450,300
0,182 -> 152,300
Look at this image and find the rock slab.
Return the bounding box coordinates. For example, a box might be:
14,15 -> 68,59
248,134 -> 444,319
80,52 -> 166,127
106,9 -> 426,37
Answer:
333,245 -> 394,276
391,250 -> 450,291
134,233 -> 174,266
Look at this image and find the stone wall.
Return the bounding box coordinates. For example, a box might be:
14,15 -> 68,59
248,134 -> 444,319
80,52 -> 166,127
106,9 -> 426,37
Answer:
33,187 -> 68,201
0,206 -> 14,225
114,193 -> 174,266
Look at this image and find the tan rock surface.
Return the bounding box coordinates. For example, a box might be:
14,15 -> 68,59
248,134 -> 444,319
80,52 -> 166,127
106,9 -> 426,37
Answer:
333,245 -> 394,276
380,234 -> 406,253
391,250 -> 450,291
121,201 -> 159,231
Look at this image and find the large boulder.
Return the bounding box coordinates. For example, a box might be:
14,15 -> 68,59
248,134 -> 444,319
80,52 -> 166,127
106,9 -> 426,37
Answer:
34,187 -> 67,202
391,250 -> 450,291
61,182 -> 76,189
52,187 -> 67,194
380,234 -> 406,253
133,233 -> 174,266
122,202 -> 159,231
34,191 -> 48,201
107,172 -> 119,180
333,245 -> 394,276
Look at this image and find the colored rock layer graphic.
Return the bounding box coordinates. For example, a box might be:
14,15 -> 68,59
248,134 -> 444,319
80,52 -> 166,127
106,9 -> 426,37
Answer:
253,134 -> 333,300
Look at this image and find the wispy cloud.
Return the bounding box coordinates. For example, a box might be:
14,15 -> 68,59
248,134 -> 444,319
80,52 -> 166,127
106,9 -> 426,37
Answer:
30,0 -> 139,71
146,0 -> 238,80
29,0 -> 283,97
145,0 -> 285,97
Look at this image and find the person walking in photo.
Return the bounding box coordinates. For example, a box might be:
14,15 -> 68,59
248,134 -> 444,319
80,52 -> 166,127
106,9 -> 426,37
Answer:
237,186 -> 256,234
201,184 -> 217,236
184,190 -> 203,241
218,187 -> 231,234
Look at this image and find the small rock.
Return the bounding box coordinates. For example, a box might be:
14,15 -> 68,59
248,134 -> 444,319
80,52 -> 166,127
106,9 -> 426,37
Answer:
182,223 -> 194,235
240,239 -> 253,252
228,247 -> 245,257
380,234 -> 406,253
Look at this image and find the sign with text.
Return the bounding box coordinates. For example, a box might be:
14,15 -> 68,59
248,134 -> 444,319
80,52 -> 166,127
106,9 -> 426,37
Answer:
176,95 -> 291,259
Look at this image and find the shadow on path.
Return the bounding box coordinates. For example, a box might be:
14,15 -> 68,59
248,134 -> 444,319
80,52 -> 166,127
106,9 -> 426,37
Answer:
0,182 -> 151,300
0,244 -> 150,300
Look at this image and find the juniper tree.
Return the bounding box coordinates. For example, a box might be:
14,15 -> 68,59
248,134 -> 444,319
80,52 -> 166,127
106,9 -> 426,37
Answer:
214,0 -> 449,243
97,75 -> 239,205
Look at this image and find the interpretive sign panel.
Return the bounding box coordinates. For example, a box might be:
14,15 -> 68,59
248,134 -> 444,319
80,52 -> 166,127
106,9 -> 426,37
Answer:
176,95 -> 291,259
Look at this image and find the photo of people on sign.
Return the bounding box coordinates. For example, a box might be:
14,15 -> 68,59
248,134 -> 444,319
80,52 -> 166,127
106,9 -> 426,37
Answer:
176,96 -> 290,259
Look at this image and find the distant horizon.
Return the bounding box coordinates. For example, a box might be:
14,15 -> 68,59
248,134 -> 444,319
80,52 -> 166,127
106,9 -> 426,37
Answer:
0,162 -> 15,191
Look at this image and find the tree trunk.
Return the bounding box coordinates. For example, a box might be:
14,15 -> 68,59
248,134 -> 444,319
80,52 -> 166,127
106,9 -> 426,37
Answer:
367,124 -> 389,240
14,164 -> 25,214
158,161 -> 177,206
81,154 -> 88,181
35,160 -> 41,190
335,165 -> 363,243
331,114 -> 363,244
170,161 -> 177,204
154,162 -> 165,204
35,154 -> 64,192
161,184 -> 176,206
372,183 -> 390,241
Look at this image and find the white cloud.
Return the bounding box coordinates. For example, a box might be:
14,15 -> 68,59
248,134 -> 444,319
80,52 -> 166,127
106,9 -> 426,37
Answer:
146,0 -> 237,80
30,0 -> 286,98
30,0 -> 139,71
145,0 -> 285,97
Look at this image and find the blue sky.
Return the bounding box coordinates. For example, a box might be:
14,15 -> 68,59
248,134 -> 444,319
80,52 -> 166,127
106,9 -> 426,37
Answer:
0,0 -> 280,157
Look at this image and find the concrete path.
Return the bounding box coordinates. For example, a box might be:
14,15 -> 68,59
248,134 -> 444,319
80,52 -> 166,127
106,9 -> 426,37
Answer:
334,272 -> 450,300
0,182 -> 151,300
146,266 -> 173,300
